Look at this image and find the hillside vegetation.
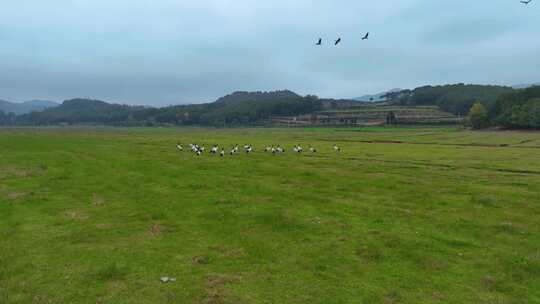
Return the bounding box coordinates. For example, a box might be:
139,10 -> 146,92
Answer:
16,93 -> 322,127
388,84 -> 513,115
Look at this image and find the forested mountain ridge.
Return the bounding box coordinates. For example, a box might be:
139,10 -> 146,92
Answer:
14,92 -> 322,126
16,98 -> 145,125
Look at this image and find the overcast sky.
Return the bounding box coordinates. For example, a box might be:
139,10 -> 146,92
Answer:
1,0 -> 539,105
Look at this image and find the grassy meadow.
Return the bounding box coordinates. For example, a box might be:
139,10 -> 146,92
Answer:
1,127 -> 540,303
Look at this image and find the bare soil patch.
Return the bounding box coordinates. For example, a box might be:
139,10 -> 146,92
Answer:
65,210 -> 89,221
192,256 -> 210,265
6,192 -> 25,200
148,223 -> 165,237
199,274 -> 242,304
92,193 -> 106,206
0,166 -> 39,179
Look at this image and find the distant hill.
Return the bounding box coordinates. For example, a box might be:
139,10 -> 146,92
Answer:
214,90 -> 301,105
15,92 -> 321,127
0,99 -> 59,115
512,83 -> 540,89
0,100 -> 18,114
353,88 -> 402,102
17,98 -> 143,125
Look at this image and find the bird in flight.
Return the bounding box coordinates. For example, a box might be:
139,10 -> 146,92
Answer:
362,32 -> 369,40
335,38 -> 341,45
316,38 -> 322,45
521,0 -> 533,4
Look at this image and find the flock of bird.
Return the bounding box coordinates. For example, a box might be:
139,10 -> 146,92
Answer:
320,1 -> 533,46
316,32 -> 368,46
176,143 -> 341,157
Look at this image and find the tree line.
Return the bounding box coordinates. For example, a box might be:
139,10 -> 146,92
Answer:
465,86 -> 540,129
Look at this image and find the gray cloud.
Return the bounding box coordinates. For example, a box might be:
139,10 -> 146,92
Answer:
1,0 -> 539,105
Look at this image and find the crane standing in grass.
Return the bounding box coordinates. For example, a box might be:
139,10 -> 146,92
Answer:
176,143 -> 338,157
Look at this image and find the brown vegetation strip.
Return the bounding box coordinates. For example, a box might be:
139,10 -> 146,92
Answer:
349,157 -> 540,176
303,154 -> 540,176
319,138 -> 540,149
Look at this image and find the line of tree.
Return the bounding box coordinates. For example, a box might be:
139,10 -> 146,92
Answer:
465,86 -> 540,129
492,86 -> 540,129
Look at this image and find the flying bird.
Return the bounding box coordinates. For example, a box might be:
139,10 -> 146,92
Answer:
316,38 -> 322,45
362,32 -> 369,40
521,0 -> 532,4
334,38 -> 341,45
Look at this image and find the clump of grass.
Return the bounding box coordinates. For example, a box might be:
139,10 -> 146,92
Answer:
496,222 -> 519,235
200,274 -> 242,304
91,193 -> 105,206
470,195 -> 498,208
356,245 -> 384,263
149,211 -> 166,221
215,197 -> 235,205
0,257 -> 6,281
481,275 -> 497,292
6,192 -> 25,200
504,255 -> 540,282
149,223 -> 166,237
383,290 -> 402,304
193,256 -> 210,265
95,262 -> 128,282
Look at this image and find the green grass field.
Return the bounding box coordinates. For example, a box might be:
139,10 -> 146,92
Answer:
1,127 -> 540,303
